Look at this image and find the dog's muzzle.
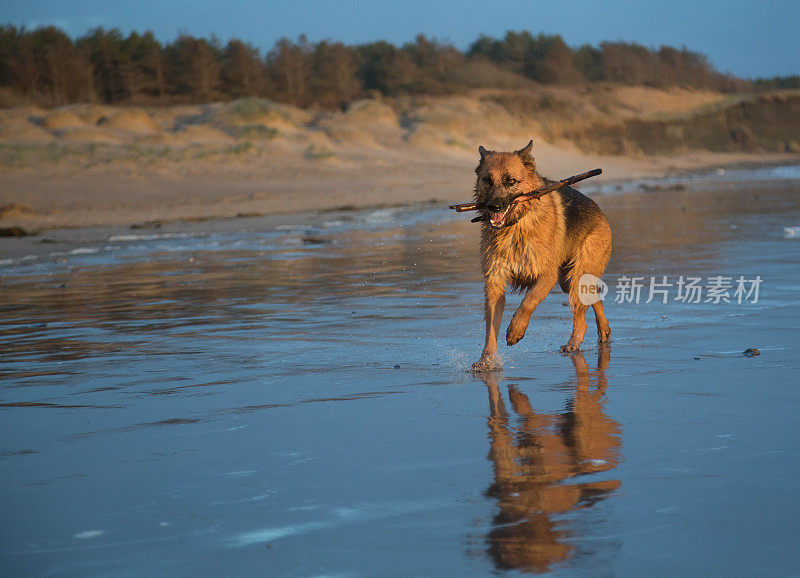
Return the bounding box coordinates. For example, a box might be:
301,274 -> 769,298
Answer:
486,198 -> 512,229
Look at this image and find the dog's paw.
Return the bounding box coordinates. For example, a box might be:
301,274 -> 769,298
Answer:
471,354 -> 502,372
506,322 -> 527,346
559,342 -> 582,354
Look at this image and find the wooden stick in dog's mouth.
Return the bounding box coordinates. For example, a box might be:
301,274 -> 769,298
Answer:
449,168 -> 603,221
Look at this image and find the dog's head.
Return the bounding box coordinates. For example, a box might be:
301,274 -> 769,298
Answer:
474,140 -> 538,229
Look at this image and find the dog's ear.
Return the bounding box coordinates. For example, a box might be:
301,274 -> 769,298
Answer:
478,145 -> 488,158
516,139 -> 535,170
516,140 -> 534,158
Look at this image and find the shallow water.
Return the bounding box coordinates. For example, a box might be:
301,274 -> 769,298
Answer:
2,177 -> 800,575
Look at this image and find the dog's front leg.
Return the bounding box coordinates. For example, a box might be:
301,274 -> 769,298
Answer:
506,272 -> 558,346
473,282 -> 505,370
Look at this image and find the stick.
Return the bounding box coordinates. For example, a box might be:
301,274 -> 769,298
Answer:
449,168 -> 603,214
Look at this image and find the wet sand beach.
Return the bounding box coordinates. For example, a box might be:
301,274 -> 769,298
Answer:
1,166 -> 800,574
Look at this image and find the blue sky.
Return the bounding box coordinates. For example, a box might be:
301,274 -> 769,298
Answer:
2,0 -> 798,79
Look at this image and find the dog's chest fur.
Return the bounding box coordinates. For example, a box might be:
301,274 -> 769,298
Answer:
480,195 -> 566,290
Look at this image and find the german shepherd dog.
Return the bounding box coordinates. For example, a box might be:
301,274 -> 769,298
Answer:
472,140 -> 612,371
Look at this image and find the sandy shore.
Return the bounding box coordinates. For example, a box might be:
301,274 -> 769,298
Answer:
1,95 -> 799,231
3,145 -> 797,232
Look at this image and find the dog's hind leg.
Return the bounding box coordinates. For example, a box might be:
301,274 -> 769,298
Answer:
473,281 -> 506,370
506,272 -> 558,346
561,302 -> 589,352
558,261 -> 588,352
562,221 -> 612,351
593,300 -> 610,342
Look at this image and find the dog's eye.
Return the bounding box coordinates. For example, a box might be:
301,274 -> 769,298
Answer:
504,177 -> 518,187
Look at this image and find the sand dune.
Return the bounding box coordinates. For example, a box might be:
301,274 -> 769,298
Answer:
1,87 -> 798,230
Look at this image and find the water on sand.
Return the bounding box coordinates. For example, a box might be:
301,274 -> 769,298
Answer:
2,171 -> 800,575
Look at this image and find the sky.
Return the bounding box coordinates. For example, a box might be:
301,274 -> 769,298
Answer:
2,0 -> 798,79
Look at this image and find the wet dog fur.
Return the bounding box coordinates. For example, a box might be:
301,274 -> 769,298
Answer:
472,140 -> 612,370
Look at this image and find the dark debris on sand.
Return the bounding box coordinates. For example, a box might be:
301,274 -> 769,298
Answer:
0,226 -> 34,237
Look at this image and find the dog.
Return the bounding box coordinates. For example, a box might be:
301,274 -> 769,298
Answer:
471,140 -> 612,371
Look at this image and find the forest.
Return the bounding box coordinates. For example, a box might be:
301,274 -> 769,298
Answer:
0,25 -> 795,109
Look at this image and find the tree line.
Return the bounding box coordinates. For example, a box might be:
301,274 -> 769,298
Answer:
0,26 -> 769,109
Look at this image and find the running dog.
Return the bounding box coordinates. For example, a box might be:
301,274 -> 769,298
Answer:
472,140 -> 612,370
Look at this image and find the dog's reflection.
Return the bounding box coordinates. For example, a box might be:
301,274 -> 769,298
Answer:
479,346 -> 621,573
